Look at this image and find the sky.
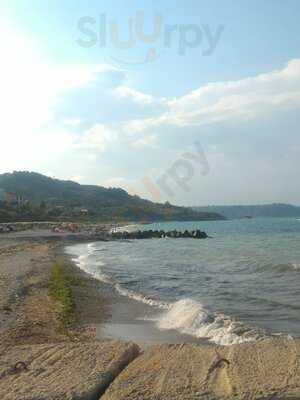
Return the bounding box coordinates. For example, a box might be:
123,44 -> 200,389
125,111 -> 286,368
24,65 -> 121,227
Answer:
1,0 -> 300,206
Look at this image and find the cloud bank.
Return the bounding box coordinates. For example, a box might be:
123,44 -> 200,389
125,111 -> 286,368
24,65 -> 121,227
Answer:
1,19 -> 300,205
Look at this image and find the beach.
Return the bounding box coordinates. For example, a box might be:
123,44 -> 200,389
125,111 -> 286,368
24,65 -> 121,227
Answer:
0,227 -> 205,348
1,226 -> 300,399
0,230 -> 110,347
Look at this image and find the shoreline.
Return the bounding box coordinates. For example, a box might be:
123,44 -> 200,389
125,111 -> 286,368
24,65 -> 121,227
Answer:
64,241 -> 208,348
65,240 -> 272,347
2,229 -> 300,398
0,229 -> 208,348
0,228 -> 288,347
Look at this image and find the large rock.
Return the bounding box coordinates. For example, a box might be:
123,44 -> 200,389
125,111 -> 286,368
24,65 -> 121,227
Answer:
0,340 -> 139,400
102,338 -> 300,399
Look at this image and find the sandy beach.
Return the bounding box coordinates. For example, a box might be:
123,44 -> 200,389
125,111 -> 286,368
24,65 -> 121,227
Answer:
1,228 -> 300,399
0,231 -> 110,347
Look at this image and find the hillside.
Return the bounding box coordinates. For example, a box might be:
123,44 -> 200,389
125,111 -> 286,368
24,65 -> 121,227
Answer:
193,204 -> 300,219
0,172 -> 224,223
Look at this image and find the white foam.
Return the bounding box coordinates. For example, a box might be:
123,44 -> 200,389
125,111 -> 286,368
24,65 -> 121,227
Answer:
114,283 -> 169,309
68,243 -> 168,309
71,244 -> 112,284
113,224 -> 140,233
67,244 -> 262,346
156,298 -> 260,346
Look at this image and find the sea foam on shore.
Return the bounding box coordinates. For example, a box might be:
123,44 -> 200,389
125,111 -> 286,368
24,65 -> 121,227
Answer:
66,242 -> 265,345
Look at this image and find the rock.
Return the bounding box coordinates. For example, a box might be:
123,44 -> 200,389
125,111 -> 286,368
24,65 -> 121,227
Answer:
0,340 -> 139,400
111,231 -> 122,240
195,229 -> 208,239
102,338 -> 300,399
182,230 -> 191,238
122,231 -> 129,239
110,229 -> 208,240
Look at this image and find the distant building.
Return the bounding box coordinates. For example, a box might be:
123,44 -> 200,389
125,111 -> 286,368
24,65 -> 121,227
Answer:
54,206 -> 65,210
5,192 -> 18,205
0,189 -> 25,207
0,188 -> 5,204
73,207 -> 89,215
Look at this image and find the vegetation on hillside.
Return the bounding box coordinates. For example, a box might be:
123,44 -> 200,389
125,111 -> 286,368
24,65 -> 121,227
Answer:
0,171 -> 224,222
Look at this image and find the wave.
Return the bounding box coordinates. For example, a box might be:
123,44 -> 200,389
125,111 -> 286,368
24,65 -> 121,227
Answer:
156,299 -> 265,346
68,243 -> 265,346
70,243 -> 169,309
71,246 -> 112,284
256,262 -> 300,273
114,284 -> 169,309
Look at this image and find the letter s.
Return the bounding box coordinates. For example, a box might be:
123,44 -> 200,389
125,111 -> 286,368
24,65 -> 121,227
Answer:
77,16 -> 97,48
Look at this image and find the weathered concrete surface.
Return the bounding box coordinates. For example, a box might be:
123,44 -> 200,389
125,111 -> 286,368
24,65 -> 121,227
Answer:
0,341 -> 139,400
102,338 -> 300,399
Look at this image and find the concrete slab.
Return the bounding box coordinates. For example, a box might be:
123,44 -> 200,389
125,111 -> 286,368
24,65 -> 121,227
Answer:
102,338 -> 300,399
0,341 -> 139,400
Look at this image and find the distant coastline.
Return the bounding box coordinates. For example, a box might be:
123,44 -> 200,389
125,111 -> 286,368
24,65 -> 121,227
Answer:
192,203 -> 300,219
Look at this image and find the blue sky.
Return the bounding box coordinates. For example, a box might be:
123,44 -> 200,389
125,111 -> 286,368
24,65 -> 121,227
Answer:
1,0 -> 300,205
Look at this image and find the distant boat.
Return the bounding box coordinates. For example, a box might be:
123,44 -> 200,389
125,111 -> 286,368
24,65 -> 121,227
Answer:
242,216 -> 253,219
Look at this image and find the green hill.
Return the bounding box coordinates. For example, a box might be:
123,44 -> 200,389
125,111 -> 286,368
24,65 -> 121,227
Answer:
0,171 -> 224,223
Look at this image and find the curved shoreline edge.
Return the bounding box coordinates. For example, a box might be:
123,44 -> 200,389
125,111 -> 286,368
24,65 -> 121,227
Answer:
1,230 -> 300,399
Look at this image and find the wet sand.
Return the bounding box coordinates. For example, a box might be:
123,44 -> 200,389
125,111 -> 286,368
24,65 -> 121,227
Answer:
96,280 -> 205,348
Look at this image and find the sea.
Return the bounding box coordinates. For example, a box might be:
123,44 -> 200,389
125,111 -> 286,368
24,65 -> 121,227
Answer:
66,217 -> 300,346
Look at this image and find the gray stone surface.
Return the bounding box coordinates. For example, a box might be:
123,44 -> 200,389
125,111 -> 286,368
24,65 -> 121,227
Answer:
102,338 -> 300,399
0,341 -> 139,400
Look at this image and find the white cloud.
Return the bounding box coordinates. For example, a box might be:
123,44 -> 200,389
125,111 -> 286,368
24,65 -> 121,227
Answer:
130,134 -> 157,149
118,59 -> 300,132
1,15 -> 300,205
76,124 -> 118,152
114,85 -> 166,106
70,175 -> 85,183
0,18 -> 117,137
0,17 -> 121,172
115,86 -> 155,104
63,118 -> 83,127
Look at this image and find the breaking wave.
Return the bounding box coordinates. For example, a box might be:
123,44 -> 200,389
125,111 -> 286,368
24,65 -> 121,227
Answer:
155,299 -> 264,346
114,284 -> 169,309
68,243 -> 267,346
71,244 -> 112,284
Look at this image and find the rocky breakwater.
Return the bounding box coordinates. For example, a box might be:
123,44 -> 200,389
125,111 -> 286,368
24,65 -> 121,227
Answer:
110,229 -> 208,240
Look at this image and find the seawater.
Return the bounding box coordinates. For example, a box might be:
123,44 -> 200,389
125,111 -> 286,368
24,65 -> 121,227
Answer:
66,217 -> 300,345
